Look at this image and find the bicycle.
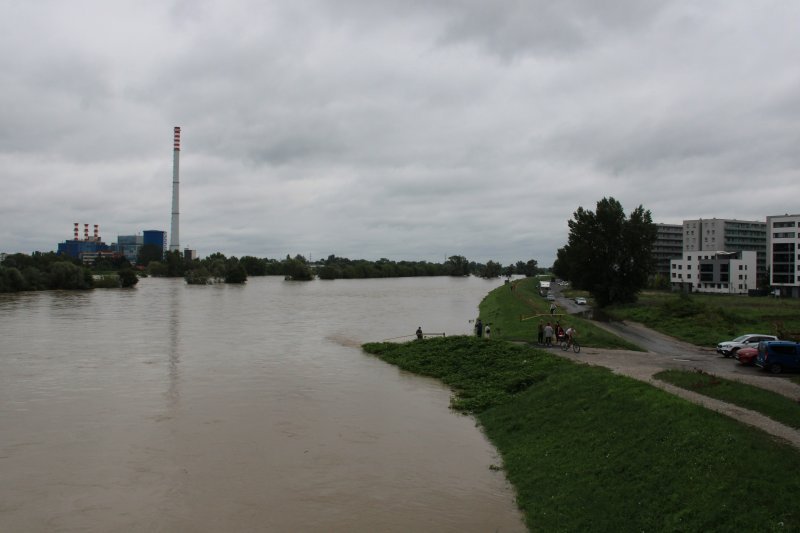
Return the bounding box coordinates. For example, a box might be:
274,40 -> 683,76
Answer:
560,338 -> 581,353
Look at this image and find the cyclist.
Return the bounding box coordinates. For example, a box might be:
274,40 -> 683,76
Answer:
565,326 -> 577,348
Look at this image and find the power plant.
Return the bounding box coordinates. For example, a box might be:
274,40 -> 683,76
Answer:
169,126 -> 181,252
55,126 -> 195,264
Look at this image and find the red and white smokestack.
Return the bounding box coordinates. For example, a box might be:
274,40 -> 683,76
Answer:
169,126 -> 181,252
74,223 -> 79,241
84,224 -> 89,241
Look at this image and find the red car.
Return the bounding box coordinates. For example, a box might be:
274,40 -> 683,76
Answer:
735,346 -> 759,366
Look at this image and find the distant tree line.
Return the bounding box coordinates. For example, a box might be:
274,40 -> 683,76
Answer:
0,252 -> 138,292
138,252 -> 543,283
2,248 -> 543,293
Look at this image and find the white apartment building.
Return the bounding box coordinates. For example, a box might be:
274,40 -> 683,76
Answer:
767,214 -> 800,298
670,250 -> 757,294
682,218 -> 766,278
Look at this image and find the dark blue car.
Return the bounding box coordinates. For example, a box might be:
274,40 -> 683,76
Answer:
756,341 -> 800,374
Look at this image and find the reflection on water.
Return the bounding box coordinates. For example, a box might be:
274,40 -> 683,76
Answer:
0,276 -> 526,532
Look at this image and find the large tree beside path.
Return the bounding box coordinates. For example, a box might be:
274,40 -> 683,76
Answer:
554,197 -> 656,307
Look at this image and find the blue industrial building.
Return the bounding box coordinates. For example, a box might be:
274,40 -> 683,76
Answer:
57,239 -> 110,260
143,230 -> 167,254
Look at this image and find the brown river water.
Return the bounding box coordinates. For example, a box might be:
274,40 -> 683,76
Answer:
0,276 -> 526,532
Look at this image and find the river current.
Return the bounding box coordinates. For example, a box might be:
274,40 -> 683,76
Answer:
0,276 -> 525,532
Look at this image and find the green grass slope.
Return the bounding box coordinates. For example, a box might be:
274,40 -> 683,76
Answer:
363,337 -> 800,532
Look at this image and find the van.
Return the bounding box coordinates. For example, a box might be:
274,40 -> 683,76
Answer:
756,341 -> 800,374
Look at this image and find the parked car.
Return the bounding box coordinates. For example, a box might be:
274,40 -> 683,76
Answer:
546,293 -> 555,301
756,341 -> 800,374
574,297 -> 587,305
716,334 -> 778,357
734,347 -> 759,366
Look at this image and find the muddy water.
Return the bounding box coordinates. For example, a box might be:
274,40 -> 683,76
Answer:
0,276 -> 526,532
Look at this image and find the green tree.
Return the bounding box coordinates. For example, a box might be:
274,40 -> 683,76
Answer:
559,197 -> 656,307
520,259 -> 539,277
224,257 -> 248,284
137,244 -> 163,267
282,256 -> 313,281
147,261 -> 168,277
164,250 -> 187,277
185,266 -> 212,285
482,260 -> 502,278
240,256 -> 267,276
118,268 -> 139,288
49,261 -> 93,290
445,255 -> 470,276
0,266 -> 27,292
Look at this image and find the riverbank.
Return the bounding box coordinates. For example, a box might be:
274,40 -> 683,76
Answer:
362,281 -> 800,531
362,337 -> 800,531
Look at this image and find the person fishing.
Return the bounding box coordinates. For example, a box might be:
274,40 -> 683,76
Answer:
416,326 -> 423,340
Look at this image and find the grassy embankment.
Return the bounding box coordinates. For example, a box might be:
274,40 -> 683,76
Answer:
605,291 -> 800,347
480,277 -> 642,351
656,369 -> 800,429
362,281 -> 800,531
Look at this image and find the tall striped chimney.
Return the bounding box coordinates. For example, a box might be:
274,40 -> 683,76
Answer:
169,126 -> 180,252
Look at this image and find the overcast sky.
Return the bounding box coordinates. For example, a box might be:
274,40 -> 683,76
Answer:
1,1 -> 798,266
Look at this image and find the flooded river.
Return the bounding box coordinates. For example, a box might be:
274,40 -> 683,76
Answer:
0,276 -> 526,532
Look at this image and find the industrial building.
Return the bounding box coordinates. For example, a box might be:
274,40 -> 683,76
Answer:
57,223 -> 112,263
143,230 -> 168,254
115,235 -> 143,263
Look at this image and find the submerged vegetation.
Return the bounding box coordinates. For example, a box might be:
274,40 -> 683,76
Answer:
362,336 -> 800,531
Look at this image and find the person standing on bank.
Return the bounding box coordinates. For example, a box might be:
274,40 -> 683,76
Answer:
544,322 -> 554,347
475,318 -> 483,338
485,324 -> 491,339
416,326 -> 423,340
537,321 -> 544,344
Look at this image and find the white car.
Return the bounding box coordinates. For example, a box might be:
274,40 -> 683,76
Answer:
716,334 -> 778,357
574,297 -> 587,305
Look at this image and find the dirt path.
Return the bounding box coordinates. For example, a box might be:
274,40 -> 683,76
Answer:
542,318 -> 800,450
